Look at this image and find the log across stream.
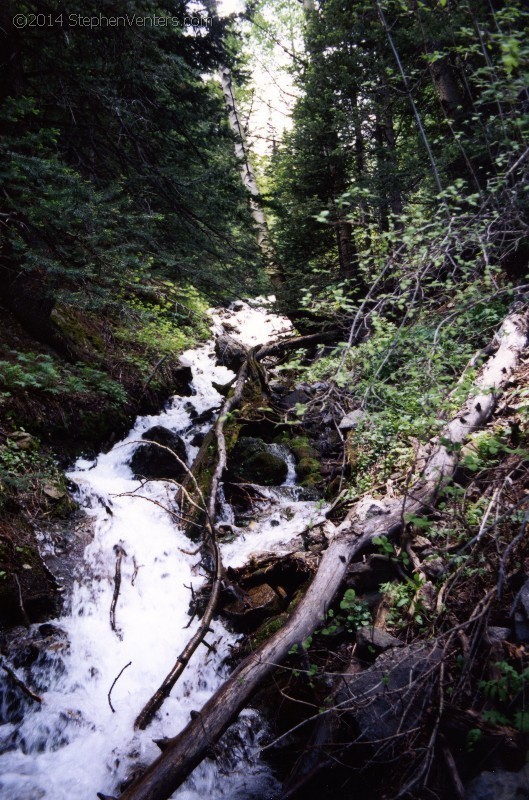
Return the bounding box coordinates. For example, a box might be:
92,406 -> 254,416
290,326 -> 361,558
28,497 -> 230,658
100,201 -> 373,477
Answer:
0,300 -> 324,800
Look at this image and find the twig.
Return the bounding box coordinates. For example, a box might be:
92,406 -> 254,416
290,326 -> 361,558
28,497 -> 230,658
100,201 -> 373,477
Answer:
14,574 -> 30,627
131,556 -> 141,587
108,661 -> 132,713
110,544 -> 127,637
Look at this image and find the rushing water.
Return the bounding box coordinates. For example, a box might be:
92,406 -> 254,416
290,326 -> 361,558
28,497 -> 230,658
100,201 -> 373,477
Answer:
0,301 -> 324,800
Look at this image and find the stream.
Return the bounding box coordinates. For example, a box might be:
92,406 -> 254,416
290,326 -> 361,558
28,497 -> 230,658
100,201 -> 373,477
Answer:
0,301 -> 324,800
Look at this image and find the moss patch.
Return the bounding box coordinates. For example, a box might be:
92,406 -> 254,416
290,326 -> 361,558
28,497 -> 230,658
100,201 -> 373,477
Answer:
290,436 -> 322,487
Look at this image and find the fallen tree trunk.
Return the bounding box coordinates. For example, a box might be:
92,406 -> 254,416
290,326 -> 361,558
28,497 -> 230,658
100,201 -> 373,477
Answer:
113,309 -> 528,800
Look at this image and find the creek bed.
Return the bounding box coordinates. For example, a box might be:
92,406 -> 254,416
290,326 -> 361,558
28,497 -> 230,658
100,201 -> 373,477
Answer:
0,301 -> 324,800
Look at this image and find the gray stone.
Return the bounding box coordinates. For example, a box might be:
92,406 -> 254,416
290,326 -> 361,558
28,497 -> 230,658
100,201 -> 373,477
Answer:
276,388 -> 312,411
339,410 -> 366,430
214,334 -> 247,371
485,626 -> 511,644
465,764 -> 529,800
518,579 -> 529,618
512,579 -> 529,642
356,626 -> 404,653
336,643 -> 441,755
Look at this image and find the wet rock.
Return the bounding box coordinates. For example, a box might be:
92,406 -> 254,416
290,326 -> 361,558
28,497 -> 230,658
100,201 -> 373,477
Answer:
184,402 -> 198,421
275,387 -> 312,412
228,437 -> 288,486
356,626 -> 404,653
289,436 -> 322,487
465,764 -> 529,800
224,583 -> 282,629
0,518 -> 59,627
214,334 -> 247,371
194,407 -> 219,426
190,432 -> 206,447
172,365 -> 193,397
129,425 -> 187,481
339,410 -> 366,430
212,379 -> 234,397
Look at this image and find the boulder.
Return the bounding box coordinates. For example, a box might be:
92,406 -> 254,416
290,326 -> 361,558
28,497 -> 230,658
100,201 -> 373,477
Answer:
354,495 -> 390,521
512,578 -> 529,642
224,583 -> 282,630
336,643 -> 441,755
212,379 -> 234,397
130,425 -> 187,481
485,626 -> 511,644
465,764 -> 529,800
228,437 -> 288,486
214,334 -> 247,371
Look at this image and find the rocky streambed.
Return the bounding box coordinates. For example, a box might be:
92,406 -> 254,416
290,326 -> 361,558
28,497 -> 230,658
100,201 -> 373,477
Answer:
0,300 -> 337,800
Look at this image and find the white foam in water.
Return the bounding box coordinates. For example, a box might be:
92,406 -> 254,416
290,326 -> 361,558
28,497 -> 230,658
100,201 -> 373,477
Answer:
0,302 -> 322,800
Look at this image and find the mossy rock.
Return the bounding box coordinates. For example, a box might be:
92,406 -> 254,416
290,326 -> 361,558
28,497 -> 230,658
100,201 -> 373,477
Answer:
228,437 -> 288,486
249,613 -> 288,650
289,436 -> 322,486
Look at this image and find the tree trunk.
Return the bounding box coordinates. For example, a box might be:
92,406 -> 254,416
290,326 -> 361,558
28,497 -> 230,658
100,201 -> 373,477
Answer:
109,309 -> 528,800
218,66 -> 284,290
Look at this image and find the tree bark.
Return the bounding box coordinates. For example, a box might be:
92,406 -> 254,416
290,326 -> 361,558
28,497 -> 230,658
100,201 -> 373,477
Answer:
218,66 -> 284,290
112,309 -> 528,800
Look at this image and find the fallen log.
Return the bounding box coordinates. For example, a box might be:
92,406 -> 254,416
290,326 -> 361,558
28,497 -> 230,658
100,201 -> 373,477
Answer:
113,309 -> 528,800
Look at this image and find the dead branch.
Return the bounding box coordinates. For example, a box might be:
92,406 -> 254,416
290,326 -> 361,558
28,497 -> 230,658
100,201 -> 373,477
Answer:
113,308 -> 528,800
1,659 -> 43,704
131,328 -> 339,732
110,544 -> 127,638
133,359 -> 250,730
108,661 -> 132,713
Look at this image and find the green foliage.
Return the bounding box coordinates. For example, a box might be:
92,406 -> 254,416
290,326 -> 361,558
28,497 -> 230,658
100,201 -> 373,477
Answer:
479,661 -> 529,732
1,0 -> 264,347
320,588 -> 371,635
0,432 -> 72,516
263,0 -> 528,321
293,292 -> 507,497
373,535 -> 411,567
380,574 -> 426,627
0,351 -> 127,406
